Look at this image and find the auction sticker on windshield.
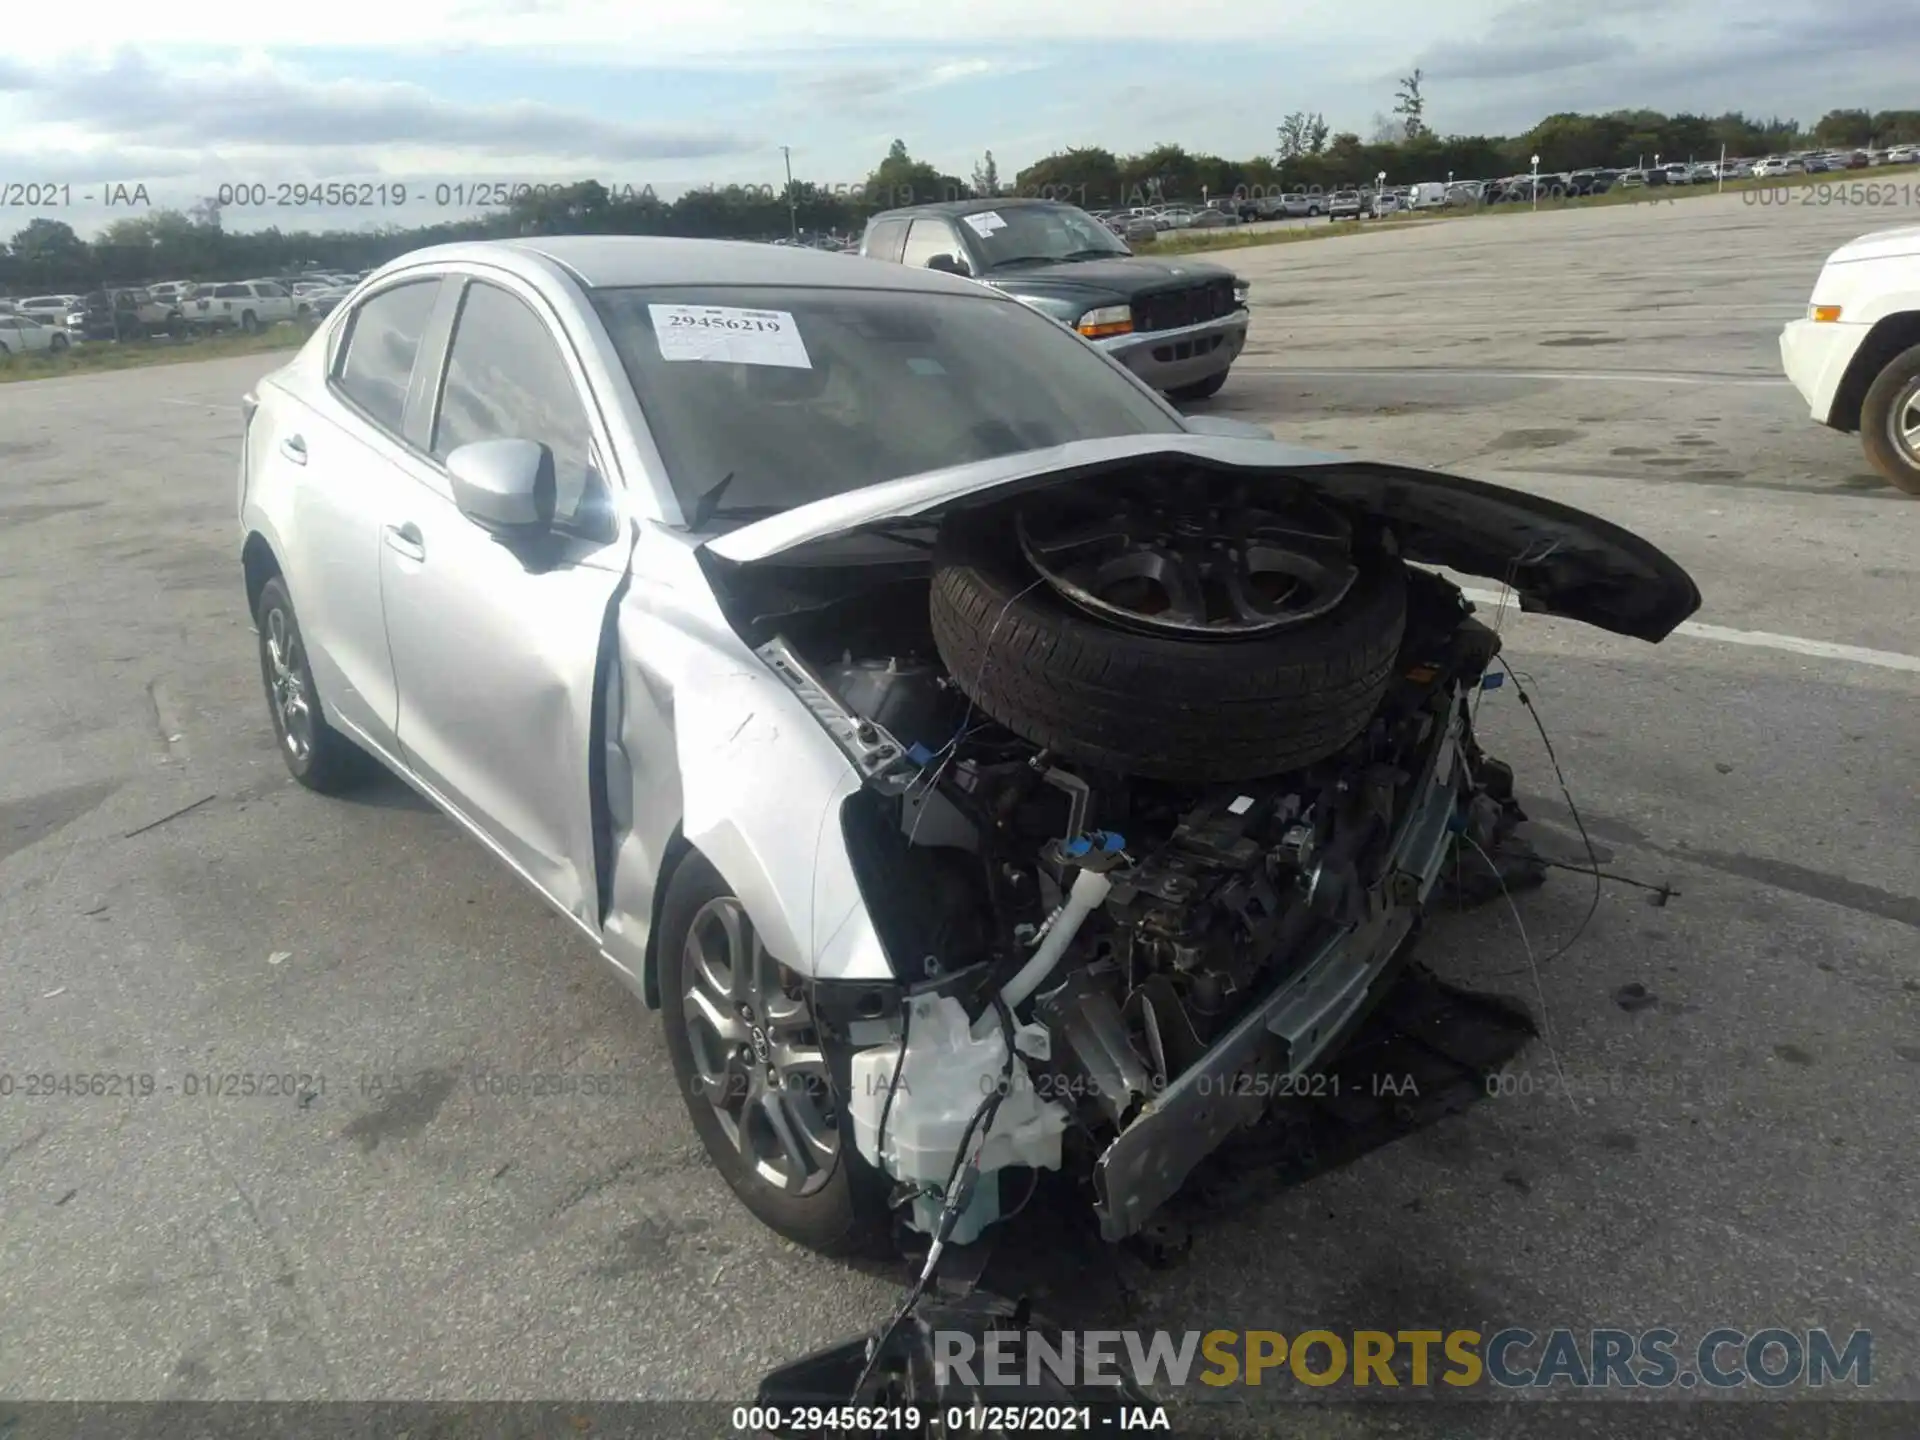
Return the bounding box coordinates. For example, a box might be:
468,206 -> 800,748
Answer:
963,211 -> 1007,236
649,304 -> 812,368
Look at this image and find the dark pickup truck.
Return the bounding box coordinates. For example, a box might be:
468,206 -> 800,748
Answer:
858,198 -> 1250,401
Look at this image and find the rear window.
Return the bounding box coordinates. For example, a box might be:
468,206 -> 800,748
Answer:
591,283 -> 1180,524
334,279 -> 442,434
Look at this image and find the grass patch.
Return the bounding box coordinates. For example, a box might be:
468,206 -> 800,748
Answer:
0,322 -> 312,384
1142,163 -> 1920,256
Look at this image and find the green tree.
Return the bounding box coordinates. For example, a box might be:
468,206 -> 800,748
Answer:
971,151 -> 1001,197
1394,69 -> 1428,140
867,140 -> 964,209
1277,112 -> 1313,159
1812,109 -> 1873,147
1014,147 -> 1122,206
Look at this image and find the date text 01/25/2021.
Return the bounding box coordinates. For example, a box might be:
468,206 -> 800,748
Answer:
730,1404 -> 1173,1435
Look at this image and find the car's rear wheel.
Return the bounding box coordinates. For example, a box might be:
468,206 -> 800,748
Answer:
48,334 -> 66,353
254,576 -> 374,793
240,310 -> 260,333
1861,343 -> 1920,496
659,851 -> 890,1256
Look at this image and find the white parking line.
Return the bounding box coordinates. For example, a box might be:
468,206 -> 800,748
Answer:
1236,365 -> 1791,387
1457,587 -> 1920,673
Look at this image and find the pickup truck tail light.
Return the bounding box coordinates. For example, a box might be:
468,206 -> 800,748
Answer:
1809,305 -> 1842,323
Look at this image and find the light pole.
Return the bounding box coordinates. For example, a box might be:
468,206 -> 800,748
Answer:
1530,153 -> 1540,210
780,144 -> 798,240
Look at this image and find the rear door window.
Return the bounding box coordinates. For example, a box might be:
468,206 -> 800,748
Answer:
334,279 -> 442,435
863,217 -> 910,263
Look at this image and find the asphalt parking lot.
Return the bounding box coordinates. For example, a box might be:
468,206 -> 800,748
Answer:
2,190 -> 1917,1425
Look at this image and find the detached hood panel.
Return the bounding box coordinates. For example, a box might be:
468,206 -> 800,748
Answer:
703,435 -> 1702,643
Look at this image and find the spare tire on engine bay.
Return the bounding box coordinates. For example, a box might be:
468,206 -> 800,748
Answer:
927,511 -> 1409,784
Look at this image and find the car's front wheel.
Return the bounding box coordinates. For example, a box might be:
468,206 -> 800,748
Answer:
659,851 -> 890,1256
1861,342 -> 1920,496
48,334 -> 67,352
254,576 -> 373,792
1170,370 -> 1229,402
240,310 -> 260,333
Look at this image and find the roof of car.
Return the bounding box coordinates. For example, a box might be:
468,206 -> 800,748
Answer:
864,196 -> 1077,225
370,235 -> 993,298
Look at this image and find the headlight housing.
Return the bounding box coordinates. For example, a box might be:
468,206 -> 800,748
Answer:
1014,294 -> 1083,326
1076,304 -> 1133,339
1233,280 -> 1251,306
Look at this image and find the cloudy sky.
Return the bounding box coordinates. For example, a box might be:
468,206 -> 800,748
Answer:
3,0 -> 1913,237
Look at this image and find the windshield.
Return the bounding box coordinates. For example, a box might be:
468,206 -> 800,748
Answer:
592,283 -> 1181,527
957,204 -> 1131,269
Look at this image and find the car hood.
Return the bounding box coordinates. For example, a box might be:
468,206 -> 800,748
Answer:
1828,224 -> 1920,265
981,255 -> 1236,297
701,434 -> 1702,642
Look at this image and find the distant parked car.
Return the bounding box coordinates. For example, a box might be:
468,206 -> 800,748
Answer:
1889,146 -> 1920,166
15,294 -> 81,323
0,314 -> 68,354
1276,192 -> 1327,218
1327,190 -> 1369,220
65,289 -> 176,341
1189,208 -> 1239,228
1752,157 -> 1804,178
1565,169 -> 1615,195
187,280 -> 301,332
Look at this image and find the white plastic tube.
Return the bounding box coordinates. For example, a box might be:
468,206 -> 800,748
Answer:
995,868 -> 1117,1014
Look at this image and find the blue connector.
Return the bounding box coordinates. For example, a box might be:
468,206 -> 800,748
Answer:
906,742 -> 935,766
1480,672 -> 1505,691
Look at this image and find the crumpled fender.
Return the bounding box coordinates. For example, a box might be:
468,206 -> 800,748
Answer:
599,535 -> 895,998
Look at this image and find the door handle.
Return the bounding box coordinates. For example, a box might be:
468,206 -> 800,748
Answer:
383,522 -> 425,563
279,434 -> 307,465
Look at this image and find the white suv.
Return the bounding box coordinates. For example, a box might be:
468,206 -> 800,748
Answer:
1780,224 -> 1920,494
187,280 -> 300,332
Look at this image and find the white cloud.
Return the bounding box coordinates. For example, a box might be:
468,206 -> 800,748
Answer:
2,52 -> 752,162
3,0 -> 1414,53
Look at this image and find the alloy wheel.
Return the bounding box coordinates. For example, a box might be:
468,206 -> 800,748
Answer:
262,605 -> 314,762
681,897 -> 839,1196
1890,378 -> 1920,468
1015,482 -> 1361,638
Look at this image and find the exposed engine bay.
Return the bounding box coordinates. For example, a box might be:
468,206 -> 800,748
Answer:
710,468 -> 1539,1247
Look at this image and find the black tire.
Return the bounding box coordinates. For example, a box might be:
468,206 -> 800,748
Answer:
49,334 -> 67,352
928,516 -> 1409,783
254,576 -> 374,793
1860,343 -> 1920,497
240,310 -> 260,333
658,851 -> 891,1256
1169,370 -> 1229,402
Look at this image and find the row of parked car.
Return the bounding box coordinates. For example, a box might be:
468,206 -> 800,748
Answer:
0,270 -> 371,351
1078,146 -> 1920,243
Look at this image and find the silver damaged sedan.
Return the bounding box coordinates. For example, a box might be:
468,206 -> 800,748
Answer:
239,237 -> 1702,1253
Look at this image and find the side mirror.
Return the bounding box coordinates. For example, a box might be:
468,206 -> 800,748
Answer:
446,438 -> 556,537
926,253 -> 969,276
